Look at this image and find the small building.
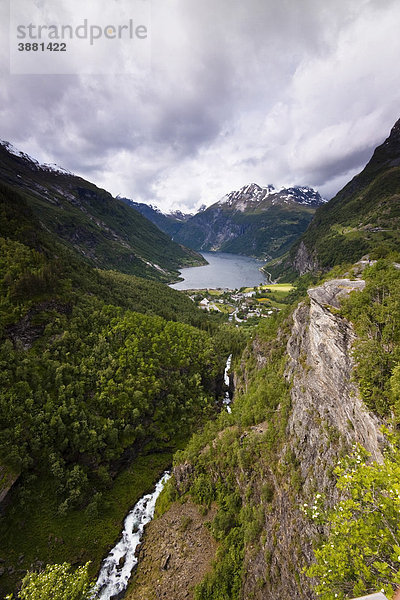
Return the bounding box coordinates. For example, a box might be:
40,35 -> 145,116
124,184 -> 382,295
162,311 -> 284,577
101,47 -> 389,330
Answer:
199,298 -> 210,309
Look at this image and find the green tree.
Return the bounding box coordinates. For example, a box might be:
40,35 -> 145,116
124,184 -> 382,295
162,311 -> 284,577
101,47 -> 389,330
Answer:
306,444 -> 400,599
5,562 -> 95,600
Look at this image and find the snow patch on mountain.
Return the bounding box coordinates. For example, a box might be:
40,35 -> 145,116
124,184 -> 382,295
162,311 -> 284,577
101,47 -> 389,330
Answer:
0,140 -> 73,176
218,182 -> 327,211
219,183 -> 276,207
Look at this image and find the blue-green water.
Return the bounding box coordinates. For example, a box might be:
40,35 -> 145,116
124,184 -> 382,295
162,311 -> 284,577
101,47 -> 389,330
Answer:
170,252 -> 266,290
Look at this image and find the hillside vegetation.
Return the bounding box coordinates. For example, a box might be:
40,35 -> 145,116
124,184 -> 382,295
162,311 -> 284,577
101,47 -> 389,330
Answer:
0,143 -> 205,282
270,119 -> 400,279
0,182 -> 245,596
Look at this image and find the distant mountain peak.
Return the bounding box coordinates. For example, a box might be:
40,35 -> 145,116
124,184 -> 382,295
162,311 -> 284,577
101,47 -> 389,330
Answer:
218,183 -> 275,207
166,210 -> 193,221
218,182 -> 326,210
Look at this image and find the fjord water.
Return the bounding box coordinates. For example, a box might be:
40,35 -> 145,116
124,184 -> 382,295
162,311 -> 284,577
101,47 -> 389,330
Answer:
170,252 -> 266,290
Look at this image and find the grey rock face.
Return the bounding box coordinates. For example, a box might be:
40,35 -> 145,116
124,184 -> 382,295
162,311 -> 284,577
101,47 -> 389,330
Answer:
287,279 -> 383,468
307,278 -> 366,308
243,278 -> 384,600
292,241 -> 319,275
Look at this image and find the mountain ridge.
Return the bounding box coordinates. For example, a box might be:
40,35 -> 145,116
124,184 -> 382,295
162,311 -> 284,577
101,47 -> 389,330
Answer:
218,182 -> 325,210
0,140 -> 205,282
171,182 -> 325,259
271,118 -> 400,278
119,197 -> 193,239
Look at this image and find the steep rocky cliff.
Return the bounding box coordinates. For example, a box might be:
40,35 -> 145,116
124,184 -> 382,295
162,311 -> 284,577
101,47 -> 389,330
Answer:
127,278 -> 385,599
240,278 -> 383,599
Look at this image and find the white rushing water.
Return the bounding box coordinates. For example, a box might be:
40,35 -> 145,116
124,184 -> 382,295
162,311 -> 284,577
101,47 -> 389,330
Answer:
222,354 -> 232,413
95,471 -> 171,600
95,356 -> 232,598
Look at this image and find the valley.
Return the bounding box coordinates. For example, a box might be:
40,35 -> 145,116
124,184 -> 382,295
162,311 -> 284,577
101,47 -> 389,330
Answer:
130,183 -> 326,261
1,117 -> 400,600
186,283 -> 293,325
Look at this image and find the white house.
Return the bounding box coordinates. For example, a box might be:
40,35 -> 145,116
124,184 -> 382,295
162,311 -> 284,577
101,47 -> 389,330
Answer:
199,298 -> 210,309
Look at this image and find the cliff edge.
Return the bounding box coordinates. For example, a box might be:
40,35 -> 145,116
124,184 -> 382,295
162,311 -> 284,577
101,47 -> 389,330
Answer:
127,278 -> 385,599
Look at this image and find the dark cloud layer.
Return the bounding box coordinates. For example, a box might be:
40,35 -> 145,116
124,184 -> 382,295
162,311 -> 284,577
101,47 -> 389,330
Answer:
1,0 -> 400,211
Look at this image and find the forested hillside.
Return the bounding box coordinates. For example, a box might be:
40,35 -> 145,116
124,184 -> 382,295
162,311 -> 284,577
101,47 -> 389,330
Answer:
269,119 -> 400,280
0,142 -> 205,283
0,181 -> 244,597
120,198 -> 190,239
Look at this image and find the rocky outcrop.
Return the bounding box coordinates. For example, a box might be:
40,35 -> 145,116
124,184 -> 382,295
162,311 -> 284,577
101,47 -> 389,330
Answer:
241,278 -> 384,600
130,278 -> 385,600
292,241 -> 319,275
125,501 -> 217,600
287,279 -> 383,465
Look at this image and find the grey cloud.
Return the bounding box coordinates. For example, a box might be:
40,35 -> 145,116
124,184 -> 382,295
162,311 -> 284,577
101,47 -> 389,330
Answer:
1,0 -> 400,212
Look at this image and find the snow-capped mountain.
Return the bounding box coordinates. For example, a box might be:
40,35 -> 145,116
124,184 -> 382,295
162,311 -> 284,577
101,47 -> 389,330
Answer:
0,140 -> 73,176
218,183 -> 326,211
173,182 -> 326,259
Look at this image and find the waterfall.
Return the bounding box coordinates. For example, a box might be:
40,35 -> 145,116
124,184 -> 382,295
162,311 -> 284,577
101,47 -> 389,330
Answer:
222,354 -> 232,413
95,471 -> 170,599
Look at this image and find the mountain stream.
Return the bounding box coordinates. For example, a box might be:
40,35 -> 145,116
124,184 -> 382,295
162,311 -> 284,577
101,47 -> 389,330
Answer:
222,354 -> 232,413
95,354 -> 232,599
95,472 -> 170,599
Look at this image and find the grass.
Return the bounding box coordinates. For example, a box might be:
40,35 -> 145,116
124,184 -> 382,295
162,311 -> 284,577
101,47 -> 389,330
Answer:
242,284 -> 293,294
220,305 -> 235,314
0,451 -> 174,596
261,284 -> 293,292
242,283 -> 294,310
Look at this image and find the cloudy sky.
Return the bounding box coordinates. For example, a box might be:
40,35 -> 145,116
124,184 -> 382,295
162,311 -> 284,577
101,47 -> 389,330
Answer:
1,0 -> 400,213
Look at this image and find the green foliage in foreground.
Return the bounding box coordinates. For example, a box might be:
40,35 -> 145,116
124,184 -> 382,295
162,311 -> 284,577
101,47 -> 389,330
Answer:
5,563 -> 93,600
306,443 -> 400,599
340,260 -> 400,417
